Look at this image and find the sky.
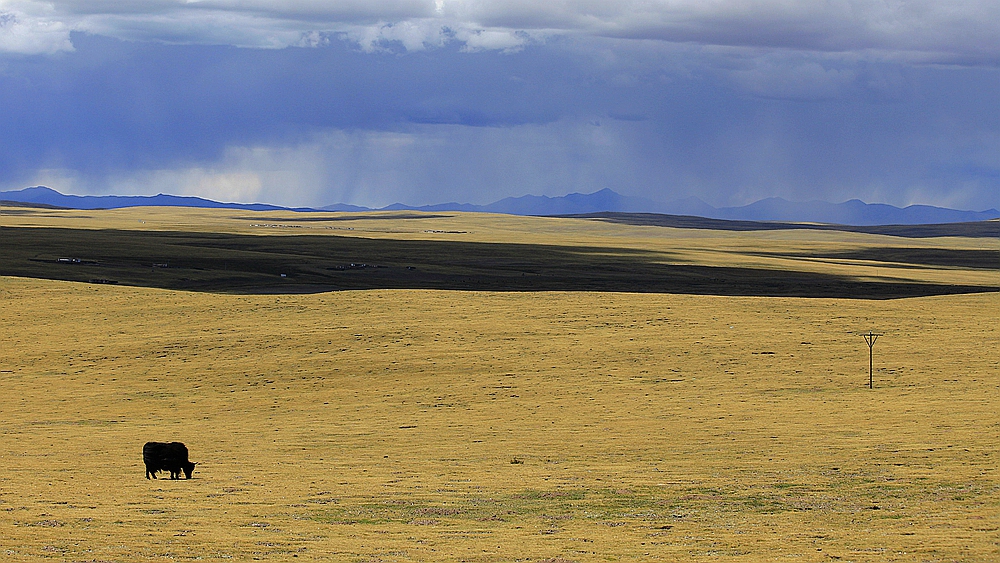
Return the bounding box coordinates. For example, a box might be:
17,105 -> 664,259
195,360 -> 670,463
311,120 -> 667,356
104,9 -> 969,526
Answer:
1,1 -> 1000,210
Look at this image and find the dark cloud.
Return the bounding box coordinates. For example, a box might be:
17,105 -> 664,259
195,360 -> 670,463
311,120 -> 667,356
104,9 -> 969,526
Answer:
0,33 -> 575,173
6,1 -> 1000,64
1,32 -> 999,209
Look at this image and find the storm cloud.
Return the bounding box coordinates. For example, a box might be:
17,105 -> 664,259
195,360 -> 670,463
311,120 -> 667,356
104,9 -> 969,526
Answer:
2,1 -> 999,209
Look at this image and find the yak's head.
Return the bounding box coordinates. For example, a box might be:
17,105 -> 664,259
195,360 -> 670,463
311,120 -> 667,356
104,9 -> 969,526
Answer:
183,461 -> 196,479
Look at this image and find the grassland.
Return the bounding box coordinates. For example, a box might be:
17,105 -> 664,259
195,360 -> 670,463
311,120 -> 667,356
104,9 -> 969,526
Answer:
1,206 -> 999,562
1,206 -> 998,297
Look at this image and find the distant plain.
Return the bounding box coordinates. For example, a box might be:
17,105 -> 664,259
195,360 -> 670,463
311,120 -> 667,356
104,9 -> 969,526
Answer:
1,206 -> 998,562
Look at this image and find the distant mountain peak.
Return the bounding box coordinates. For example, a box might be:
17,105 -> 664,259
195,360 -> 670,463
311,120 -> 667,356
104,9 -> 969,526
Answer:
2,186 -> 998,226
0,186 -> 298,212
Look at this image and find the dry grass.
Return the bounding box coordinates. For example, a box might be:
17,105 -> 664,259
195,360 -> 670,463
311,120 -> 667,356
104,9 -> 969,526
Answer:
1,208 -> 999,562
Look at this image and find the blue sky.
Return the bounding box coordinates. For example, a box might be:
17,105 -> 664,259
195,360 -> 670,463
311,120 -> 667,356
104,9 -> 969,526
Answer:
1,1 -> 999,210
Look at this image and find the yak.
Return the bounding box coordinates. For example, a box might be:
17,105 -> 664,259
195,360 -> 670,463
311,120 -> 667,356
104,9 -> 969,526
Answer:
143,441 -> 196,480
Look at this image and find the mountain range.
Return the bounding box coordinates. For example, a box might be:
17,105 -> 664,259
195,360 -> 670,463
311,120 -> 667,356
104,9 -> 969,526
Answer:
3,186 -> 999,226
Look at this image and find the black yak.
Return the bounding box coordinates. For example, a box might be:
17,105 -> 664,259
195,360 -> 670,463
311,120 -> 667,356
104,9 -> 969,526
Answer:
143,441 -> 196,479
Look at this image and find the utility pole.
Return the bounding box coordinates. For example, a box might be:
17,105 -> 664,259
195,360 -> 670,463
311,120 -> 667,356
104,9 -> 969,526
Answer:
863,331 -> 881,389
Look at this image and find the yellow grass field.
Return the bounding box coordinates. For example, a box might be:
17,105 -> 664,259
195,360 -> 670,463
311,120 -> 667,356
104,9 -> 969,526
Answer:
1,207 -> 999,562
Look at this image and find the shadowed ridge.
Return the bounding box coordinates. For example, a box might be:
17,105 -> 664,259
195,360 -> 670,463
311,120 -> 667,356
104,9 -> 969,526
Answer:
0,200 -> 69,210
564,212 -> 1000,239
0,226 -> 995,299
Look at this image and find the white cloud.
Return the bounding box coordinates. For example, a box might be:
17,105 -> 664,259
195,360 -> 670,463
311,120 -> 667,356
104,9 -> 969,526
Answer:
2,0 -> 999,64
454,27 -> 529,52
345,19 -> 449,52
33,167 -> 268,204
101,145 -> 321,206
0,4 -> 73,54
